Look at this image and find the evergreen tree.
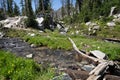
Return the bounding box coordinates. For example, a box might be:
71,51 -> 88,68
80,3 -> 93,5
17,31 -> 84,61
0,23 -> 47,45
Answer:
61,0 -> 65,18
36,0 -> 44,14
0,0 -> 7,14
20,0 -> 25,16
66,0 -> 70,16
36,0 -> 51,14
24,0 -> 38,28
0,0 -> 7,20
25,0 -> 34,17
76,0 -> 82,12
13,2 -> 20,16
7,0 -> 13,16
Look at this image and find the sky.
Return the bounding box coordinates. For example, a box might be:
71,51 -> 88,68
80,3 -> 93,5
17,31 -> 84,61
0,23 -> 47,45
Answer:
14,0 -> 63,11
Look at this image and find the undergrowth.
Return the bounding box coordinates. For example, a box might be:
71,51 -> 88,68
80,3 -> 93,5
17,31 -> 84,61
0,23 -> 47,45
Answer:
3,28 -> 120,60
0,50 -> 55,80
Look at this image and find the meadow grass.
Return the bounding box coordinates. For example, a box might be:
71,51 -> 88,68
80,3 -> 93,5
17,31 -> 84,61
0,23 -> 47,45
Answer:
3,28 -> 120,60
0,50 -> 55,80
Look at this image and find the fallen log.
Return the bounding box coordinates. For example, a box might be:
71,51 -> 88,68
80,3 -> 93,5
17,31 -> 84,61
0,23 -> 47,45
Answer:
68,37 -> 119,80
68,37 -> 105,63
105,38 -> 120,43
104,75 -> 120,80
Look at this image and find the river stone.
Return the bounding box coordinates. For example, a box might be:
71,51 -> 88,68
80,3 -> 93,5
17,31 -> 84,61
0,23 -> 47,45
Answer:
52,73 -> 72,80
113,18 -> 120,23
26,54 -> 33,58
36,17 -> 44,27
0,32 -> 4,38
81,64 -> 95,72
28,33 -> 35,37
90,50 -> 107,59
107,22 -> 116,27
30,44 -> 37,48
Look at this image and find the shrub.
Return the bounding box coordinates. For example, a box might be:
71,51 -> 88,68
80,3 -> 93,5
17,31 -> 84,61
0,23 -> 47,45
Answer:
0,50 -> 55,80
24,18 -> 38,28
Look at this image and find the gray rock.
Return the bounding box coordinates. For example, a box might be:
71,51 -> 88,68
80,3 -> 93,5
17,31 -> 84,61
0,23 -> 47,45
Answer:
81,64 -> 95,72
85,22 -> 92,26
28,33 -> 35,37
60,32 -> 66,35
90,50 -> 108,59
26,54 -> 33,58
109,7 -> 116,17
107,22 -> 116,27
93,25 -> 100,30
0,16 -> 27,29
52,73 -> 72,80
113,18 -> 120,23
30,44 -> 37,48
0,32 -> 4,38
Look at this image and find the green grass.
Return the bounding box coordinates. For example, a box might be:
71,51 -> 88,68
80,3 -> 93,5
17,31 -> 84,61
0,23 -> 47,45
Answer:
0,50 -> 55,80
2,28 -> 120,60
71,37 -> 120,60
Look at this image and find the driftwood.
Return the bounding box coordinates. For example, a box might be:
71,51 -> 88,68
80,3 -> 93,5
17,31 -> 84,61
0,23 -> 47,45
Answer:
105,38 -> 120,43
68,37 -> 118,80
68,37 -> 105,63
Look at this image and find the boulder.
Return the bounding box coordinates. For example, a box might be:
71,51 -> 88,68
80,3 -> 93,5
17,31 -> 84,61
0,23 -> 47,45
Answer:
0,32 -> 4,38
109,7 -> 116,17
36,17 -> 44,27
85,22 -> 92,26
93,25 -> 100,30
90,50 -> 108,59
26,54 -> 33,58
28,33 -> 35,37
30,44 -> 37,48
107,22 -> 116,27
0,16 -> 27,29
113,18 -> 120,23
85,22 -> 100,35
75,30 -> 79,34
81,64 -> 95,72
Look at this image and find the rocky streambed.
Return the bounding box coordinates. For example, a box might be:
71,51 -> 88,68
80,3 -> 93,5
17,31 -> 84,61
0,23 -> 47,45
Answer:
0,37 -> 120,80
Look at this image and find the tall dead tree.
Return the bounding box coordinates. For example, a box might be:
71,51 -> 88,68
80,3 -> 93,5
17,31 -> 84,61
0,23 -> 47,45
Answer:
61,0 -> 65,18
76,0 -> 82,12
66,0 -> 70,16
0,0 -> 7,14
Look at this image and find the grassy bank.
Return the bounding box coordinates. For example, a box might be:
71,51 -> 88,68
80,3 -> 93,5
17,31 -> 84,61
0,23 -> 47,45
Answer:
0,50 -> 55,80
3,28 -> 120,60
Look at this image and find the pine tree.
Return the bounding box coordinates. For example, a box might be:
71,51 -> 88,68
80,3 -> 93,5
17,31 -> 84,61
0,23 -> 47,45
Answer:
0,0 -> 7,20
76,0 -> 82,12
24,0 -> 38,28
36,0 -> 44,14
25,0 -> 34,17
66,0 -> 70,16
20,0 -> 25,16
13,2 -> 20,16
36,0 -> 51,14
61,0 -> 65,18
7,0 -> 13,16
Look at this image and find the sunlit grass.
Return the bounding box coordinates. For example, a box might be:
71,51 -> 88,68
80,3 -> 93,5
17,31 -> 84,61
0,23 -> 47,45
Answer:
0,50 -> 55,80
3,28 -> 120,60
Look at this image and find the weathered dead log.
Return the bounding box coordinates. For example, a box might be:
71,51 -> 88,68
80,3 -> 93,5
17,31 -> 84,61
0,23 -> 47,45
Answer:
105,38 -> 120,43
87,62 -> 110,80
104,75 -> 120,80
68,37 -> 119,80
68,37 -> 105,63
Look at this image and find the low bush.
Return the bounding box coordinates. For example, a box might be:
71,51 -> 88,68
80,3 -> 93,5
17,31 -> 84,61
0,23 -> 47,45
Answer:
24,18 -> 38,28
0,50 -> 55,80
